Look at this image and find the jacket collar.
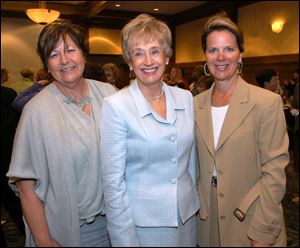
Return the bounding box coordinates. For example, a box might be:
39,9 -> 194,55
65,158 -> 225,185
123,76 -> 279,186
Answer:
129,79 -> 185,124
195,77 -> 256,155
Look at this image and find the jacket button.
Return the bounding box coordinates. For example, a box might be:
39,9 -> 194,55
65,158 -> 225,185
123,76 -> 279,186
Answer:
220,216 -> 226,220
219,193 -> 224,197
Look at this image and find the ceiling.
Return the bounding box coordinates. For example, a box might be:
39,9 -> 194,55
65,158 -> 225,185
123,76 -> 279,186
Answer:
52,1 -> 206,15
1,1 -> 259,28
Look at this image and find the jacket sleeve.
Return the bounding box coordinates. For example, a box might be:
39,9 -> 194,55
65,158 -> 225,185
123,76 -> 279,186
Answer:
100,98 -> 139,247
247,94 -> 289,244
6,101 -> 50,202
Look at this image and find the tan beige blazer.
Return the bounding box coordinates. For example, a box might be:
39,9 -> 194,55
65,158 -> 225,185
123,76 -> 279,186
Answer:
194,77 -> 289,246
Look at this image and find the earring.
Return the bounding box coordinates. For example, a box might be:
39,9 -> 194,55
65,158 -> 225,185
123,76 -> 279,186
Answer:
204,63 -> 211,76
237,62 -> 243,75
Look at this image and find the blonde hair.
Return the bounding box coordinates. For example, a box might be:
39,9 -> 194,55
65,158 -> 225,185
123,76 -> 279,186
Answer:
170,67 -> 184,84
121,13 -> 173,64
201,12 -> 244,53
102,63 -> 120,78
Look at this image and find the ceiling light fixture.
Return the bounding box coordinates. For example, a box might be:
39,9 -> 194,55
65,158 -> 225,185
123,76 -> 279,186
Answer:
25,1 -> 60,25
271,20 -> 285,34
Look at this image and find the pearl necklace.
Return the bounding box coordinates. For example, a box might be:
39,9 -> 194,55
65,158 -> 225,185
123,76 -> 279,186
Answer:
64,95 -> 92,110
144,88 -> 164,100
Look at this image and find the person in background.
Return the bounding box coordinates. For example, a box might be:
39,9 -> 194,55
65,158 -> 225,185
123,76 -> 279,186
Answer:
290,81 -> 299,203
192,76 -> 214,97
189,65 -> 204,92
11,69 -> 52,113
194,12 -> 289,246
6,20 -> 116,247
102,63 -> 120,90
84,62 -> 106,82
0,226 -> 6,248
11,67 -> 34,94
163,71 -> 170,83
291,81 -> 299,173
128,69 -> 136,85
1,68 -> 24,239
168,66 -> 188,89
287,68 -> 299,99
255,68 -> 280,93
1,68 -> 9,85
100,13 -> 200,247
256,68 -> 295,152
189,64 -> 214,96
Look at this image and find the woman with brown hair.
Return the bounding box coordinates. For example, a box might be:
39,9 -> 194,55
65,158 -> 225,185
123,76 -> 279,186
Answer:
195,12 -> 289,247
7,20 -> 116,247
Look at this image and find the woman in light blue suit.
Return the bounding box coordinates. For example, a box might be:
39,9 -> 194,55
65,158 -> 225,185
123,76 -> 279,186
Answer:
100,14 -> 200,247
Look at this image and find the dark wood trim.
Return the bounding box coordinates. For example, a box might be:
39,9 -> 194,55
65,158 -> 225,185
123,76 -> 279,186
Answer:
243,54 -> 299,65
173,1 -> 260,25
1,1 -> 260,29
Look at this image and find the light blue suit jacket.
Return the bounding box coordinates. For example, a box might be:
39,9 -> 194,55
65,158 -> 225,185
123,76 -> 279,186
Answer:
100,80 -> 200,246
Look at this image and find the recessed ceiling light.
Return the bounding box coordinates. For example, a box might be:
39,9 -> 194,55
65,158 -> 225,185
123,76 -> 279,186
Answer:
153,8 -> 159,11
115,4 -> 120,7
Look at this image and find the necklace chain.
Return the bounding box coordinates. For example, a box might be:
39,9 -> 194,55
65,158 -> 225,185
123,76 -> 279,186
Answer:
64,95 -> 92,110
144,89 -> 164,100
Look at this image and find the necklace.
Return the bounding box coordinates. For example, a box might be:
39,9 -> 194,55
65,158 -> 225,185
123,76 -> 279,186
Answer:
64,95 -> 92,110
144,89 -> 164,100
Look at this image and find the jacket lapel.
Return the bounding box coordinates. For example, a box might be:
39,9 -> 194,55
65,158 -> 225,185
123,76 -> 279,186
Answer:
216,78 -> 255,152
195,87 -> 215,157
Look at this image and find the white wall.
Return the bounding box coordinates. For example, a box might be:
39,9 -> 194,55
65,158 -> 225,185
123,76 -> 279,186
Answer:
1,17 -> 44,86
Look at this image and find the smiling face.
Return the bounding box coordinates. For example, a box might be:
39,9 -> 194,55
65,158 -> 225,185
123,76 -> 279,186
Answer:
128,36 -> 169,88
104,68 -> 115,84
205,30 -> 242,82
47,35 -> 86,87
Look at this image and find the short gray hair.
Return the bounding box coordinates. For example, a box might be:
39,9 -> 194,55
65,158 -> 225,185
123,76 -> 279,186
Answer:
121,13 -> 173,64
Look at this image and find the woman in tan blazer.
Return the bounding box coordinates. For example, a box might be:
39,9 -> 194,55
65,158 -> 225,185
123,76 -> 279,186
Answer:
194,12 -> 289,247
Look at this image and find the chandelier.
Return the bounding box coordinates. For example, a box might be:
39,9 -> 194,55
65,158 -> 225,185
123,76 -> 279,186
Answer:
25,1 -> 60,25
